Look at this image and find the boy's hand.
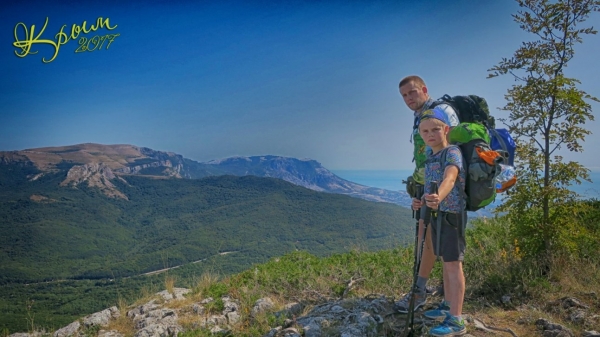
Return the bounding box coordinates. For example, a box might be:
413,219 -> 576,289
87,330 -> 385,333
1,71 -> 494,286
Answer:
424,193 -> 440,210
411,197 -> 422,211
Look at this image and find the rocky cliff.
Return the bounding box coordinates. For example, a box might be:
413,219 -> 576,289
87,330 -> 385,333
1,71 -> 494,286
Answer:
60,163 -> 128,199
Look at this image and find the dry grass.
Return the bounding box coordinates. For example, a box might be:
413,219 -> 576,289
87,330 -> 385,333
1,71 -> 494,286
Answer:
191,271 -> 221,300
107,315 -> 136,337
460,253 -> 600,336
166,296 -> 194,311
164,275 -> 176,295
547,255 -> 600,292
130,284 -> 160,308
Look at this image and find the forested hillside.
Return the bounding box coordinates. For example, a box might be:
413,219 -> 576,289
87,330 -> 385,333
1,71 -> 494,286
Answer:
0,163 -> 414,284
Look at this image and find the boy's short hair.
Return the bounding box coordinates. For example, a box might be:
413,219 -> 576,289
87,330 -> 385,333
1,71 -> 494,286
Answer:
419,106 -> 450,126
399,75 -> 426,89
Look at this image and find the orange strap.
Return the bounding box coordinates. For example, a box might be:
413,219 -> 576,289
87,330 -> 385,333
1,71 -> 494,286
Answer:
476,147 -> 501,165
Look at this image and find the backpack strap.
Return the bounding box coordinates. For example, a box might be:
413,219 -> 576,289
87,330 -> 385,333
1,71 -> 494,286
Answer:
436,211 -> 442,261
429,95 -> 454,110
411,99 -> 435,142
410,115 -> 419,143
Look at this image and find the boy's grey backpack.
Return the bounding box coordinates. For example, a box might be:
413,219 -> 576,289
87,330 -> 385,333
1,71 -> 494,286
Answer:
431,123 -> 505,212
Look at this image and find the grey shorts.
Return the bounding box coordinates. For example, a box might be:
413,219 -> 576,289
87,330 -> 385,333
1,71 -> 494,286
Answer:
429,211 -> 466,262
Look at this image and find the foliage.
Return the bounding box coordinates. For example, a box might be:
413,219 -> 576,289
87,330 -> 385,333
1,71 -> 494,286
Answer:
465,214 -> 600,302
465,216 -> 546,300
0,276 -> 161,333
0,166 -> 413,284
80,324 -> 101,337
487,0 -> 600,260
565,198 -> 600,258
204,282 -> 229,299
228,248 -> 426,304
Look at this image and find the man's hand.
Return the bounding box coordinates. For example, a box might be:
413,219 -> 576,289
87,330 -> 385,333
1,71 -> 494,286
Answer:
411,197 -> 423,211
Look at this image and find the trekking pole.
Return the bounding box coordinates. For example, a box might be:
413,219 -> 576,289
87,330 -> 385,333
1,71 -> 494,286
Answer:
425,181 -> 438,263
402,178 -> 416,220
400,184 -> 425,337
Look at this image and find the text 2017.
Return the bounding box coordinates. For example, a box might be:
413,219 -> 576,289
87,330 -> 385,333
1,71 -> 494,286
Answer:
75,33 -> 120,53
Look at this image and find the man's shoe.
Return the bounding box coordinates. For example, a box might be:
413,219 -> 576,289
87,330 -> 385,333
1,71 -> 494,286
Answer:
393,290 -> 426,313
429,313 -> 467,336
423,300 -> 450,320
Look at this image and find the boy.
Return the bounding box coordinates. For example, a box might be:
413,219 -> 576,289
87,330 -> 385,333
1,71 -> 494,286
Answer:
412,106 -> 467,336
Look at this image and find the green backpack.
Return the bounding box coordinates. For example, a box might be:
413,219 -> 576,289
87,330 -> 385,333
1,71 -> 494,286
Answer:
439,122 -> 505,211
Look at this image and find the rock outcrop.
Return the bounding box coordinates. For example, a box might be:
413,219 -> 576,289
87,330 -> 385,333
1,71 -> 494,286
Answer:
60,163 -> 128,200
113,160 -> 182,177
9,288 -> 599,337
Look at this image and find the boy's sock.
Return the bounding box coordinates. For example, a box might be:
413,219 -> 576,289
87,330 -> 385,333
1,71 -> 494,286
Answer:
416,276 -> 428,292
450,314 -> 463,324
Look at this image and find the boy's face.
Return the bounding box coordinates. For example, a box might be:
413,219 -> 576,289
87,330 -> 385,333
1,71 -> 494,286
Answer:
399,81 -> 428,111
418,119 -> 448,149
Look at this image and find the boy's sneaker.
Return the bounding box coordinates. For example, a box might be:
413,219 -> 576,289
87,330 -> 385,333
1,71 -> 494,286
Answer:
424,300 -> 451,320
429,313 -> 467,336
393,289 -> 426,313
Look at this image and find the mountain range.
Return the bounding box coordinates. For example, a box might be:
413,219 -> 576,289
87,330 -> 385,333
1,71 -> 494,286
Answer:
0,143 -> 412,206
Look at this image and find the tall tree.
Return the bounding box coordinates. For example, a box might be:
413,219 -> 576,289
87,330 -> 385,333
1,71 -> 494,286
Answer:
488,0 -> 600,260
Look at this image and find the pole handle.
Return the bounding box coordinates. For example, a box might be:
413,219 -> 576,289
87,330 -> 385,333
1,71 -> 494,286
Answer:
430,181 -> 438,195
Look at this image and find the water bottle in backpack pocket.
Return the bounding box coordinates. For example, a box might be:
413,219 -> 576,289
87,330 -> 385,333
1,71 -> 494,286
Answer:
496,164 -> 517,193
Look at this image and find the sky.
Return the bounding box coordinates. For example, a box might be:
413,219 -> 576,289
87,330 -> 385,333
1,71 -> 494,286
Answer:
1,0 -> 599,170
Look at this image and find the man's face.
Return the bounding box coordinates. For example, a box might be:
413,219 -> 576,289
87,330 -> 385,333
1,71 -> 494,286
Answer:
399,81 -> 429,111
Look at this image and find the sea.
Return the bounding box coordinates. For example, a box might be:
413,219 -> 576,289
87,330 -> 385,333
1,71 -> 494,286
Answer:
331,169 -> 600,203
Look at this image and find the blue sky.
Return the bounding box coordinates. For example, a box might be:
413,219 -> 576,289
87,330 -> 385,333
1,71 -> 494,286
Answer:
1,0 -> 599,170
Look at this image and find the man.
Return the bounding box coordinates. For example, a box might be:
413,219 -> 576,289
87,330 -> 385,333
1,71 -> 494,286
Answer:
394,75 -> 459,318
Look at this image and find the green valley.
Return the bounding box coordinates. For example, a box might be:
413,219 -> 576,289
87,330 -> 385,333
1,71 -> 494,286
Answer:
0,163 -> 414,332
